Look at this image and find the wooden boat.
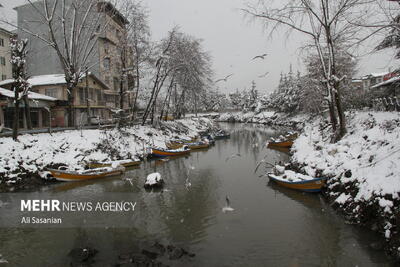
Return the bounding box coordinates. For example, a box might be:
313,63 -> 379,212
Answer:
48,167 -> 125,182
267,169 -> 326,193
166,141 -> 210,150
267,140 -> 294,148
188,142 -> 210,150
267,132 -> 298,148
266,144 -> 291,154
87,159 -> 141,168
150,147 -> 191,158
214,130 -> 230,140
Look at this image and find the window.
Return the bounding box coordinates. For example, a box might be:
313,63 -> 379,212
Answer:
104,41 -> 109,54
113,77 -> 119,91
79,88 -> 85,103
1,74 -> 6,81
97,90 -> 102,103
45,88 -> 59,98
0,38 -> 4,47
103,58 -> 110,70
105,76 -> 110,85
0,57 -> 5,66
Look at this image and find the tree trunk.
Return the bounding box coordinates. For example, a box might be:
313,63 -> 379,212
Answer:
119,77 -> 124,110
334,85 -> 347,139
12,87 -> 19,141
67,83 -> 75,127
133,62 -> 140,119
86,71 -> 91,126
23,95 -> 32,129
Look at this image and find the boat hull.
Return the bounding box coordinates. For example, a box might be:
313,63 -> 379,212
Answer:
151,148 -> 191,158
268,174 -> 326,192
166,142 -> 209,150
88,160 -> 141,168
214,134 -> 230,140
267,140 -> 293,148
48,168 -> 124,182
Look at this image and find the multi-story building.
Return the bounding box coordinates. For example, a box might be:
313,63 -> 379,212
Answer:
0,27 -> 13,81
15,1 -> 134,113
0,73 -> 112,127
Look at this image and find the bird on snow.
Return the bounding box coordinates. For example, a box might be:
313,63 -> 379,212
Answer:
222,195 -> 234,213
258,71 -> 269,78
225,153 -> 241,162
252,53 -> 268,60
215,74 -> 233,83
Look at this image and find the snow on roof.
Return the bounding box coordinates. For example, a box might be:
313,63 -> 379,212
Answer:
371,75 -> 400,89
0,73 -> 110,89
0,87 -> 57,101
370,72 -> 389,77
362,72 -> 389,79
0,74 -> 67,87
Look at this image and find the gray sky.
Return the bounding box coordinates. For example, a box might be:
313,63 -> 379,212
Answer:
2,0 -> 399,94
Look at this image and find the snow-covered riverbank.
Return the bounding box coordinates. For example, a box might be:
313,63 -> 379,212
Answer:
219,110 -> 400,258
291,111 -> 400,258
217,111 -> 307,128
0,118 -> 214,188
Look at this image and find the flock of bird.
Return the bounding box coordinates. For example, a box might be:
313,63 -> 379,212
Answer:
214,53 -> 269,84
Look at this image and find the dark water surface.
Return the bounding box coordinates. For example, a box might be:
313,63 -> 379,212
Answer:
0,123 -> 395,266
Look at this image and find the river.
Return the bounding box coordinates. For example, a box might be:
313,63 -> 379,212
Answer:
0,123 -> 395,266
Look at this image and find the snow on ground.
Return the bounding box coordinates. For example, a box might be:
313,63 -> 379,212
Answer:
0,118 -> 213,182
291,111 -> 400,243
218,110 -> 307,128
292,111 -> 400,202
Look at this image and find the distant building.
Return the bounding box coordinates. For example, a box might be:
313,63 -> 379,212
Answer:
351,79 -> 363,90
0,73 -> 114,127
371,74 -> 400,98
0,87 -> 56,129
15,1 -> 134,110
360,72 -> 388,90
0,27 -> 13,81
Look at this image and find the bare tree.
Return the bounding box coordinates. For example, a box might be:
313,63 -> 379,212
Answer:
10,38 -> 30,140
243,0 -> 375,141
9,0 -> 112,127
118,0 -> 151,117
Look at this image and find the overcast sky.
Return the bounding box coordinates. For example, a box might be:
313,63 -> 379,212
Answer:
2,0 -> 399,94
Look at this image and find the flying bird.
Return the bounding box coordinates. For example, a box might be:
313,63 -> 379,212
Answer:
225,153 -> 241,162
215,74 -> 233,83
222,195 -> 234,213
258,72 -> 269,78
252,53 -> 268,60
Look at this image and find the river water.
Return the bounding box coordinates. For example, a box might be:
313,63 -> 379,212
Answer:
0,123 -> 396,266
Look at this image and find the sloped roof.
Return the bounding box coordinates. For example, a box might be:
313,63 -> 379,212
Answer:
371,76 -> 400,89
0,73 -> 110,90
0,87 -> 57,101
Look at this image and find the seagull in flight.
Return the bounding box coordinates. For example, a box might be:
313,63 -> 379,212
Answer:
215,74 -> 233,83
258,72 -> 269,78
252,53 -> 268,60
225,153 -> 241,162
222,195 -> 234,213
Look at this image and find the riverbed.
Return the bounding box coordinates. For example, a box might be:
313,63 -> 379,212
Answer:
0,123 -> 395,266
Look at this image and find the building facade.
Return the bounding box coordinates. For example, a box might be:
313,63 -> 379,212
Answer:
0,73 -> 115,128
15,0 -> 134,110
0,27 -> 13,81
